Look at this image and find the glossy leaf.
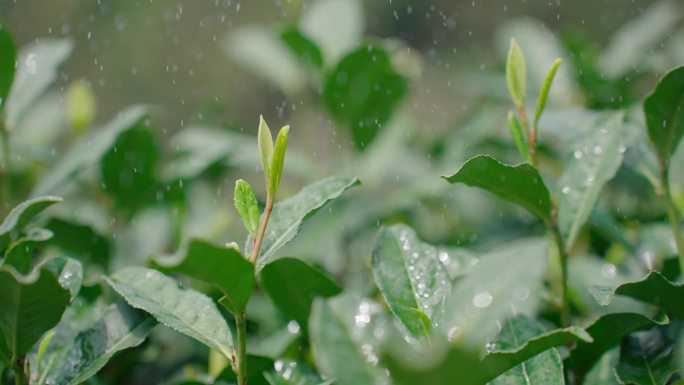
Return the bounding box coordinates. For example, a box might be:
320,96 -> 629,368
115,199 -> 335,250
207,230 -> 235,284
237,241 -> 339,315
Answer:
615,329 -> 679,385
0,267 -> 70,358
2,228 -> 53,274
506,38 -> 527,108
269,125 -> 289,198
0,196 -> 61,252
371,225 -> 450,337
4,38 -> 73,130
533,58 -> 562,129
591,271 -> 684,319
261,257 -> 341,328
644,65 -> 684,167
489,315 -> 565,385
32,301 -> 156,385
249,175 -> 360,270
234,179 -> 260,235
0,23 -> 16,108
43,257 -> 83,301
258,115 -> 274,183
508,111 -> 531,163
443,155 -> 552,224
106,266 -> 234,359
558,112 -> 624,249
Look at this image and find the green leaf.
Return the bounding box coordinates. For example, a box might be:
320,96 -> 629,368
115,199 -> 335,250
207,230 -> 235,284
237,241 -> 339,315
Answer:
443,155 -> 552,224
2,228 -> 53,274
0,196 -> 61,252
615,328 -> 680,385
269,125 -> 290,198
261,257 -> 341,328
488,315 -> 565,385
323,46 -> 408,148
506,38 -> 527,108
439,238 -> 549,348
258,115 -> 274,184
248,175 -> 360,270
217,354 -> 273,385
0,266 -> 70,358
4,38 -> 73,130
583,348 -> 620,385
558,112 -> 625,249
43,257 -> 83,301
0,24 -> 16,111
566,311 -> 669,379
155,238 -> 255,315
45,218 -> 110,268
281,28 -> 324,68
533,58 -> 562,129
298,0 -> 362,63
508,111 -> 531,163
66,79 -> 96,134
264,360 -> 333,385
105,266 -> 234,359
309,296 -> 382,385
371,225 -> 450,338
234,179 -> 261,236
31,301 -> 155,385
33,105 -> 150,195
590,271 -> 684,319
644,65 -> 684,167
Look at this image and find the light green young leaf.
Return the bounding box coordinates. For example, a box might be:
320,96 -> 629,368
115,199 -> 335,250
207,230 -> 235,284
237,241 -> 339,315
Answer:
106,266 -> 234,359
508,111 -> 531,163
234,179 -> 261,235
506,38 -> 527,108
269,125 -> 289,198
643,65 -> 684,167
0,196 -> 62,252
443,155 -> 552,224
258,115 -> 274,183
371,225 -> 450,338
558,112 -> 624,249
0,23 -> 16,109
533,58 -> 562,130
66,79 -> 96,135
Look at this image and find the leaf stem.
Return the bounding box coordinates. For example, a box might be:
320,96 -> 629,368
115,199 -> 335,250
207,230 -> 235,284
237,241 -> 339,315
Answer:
235,312 -> 248,385
551,223 -> 570,327
11,357 -> 25,385
516,106 -> 537,167
661,166 -> 684,275
249,196 -> 273,265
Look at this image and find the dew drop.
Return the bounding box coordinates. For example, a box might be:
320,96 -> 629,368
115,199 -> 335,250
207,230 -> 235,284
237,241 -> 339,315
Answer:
473,292 -> 493,308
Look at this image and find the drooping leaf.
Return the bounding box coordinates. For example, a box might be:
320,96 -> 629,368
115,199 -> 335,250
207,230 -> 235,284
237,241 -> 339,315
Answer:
371,225 -> 450,337
615,328 -> 680,385
590,271 -> 684,319
155,238 -> 255,315
261,257 -> 341,328
0,23 -> 16,109
558,112 -> 625,249
269,125 -> 289,198
506,38 -> 527,108
0,267 -> 70,358
4,38 -> 73,130
488,315 -> 565,385
105,266 -> 234,359
643,65 -> 684,167
439,238 -> 549,348
323,46 -> 408,148
508,111 -> 531,163
31,301 -> 156,385
234,179 -> 261,236
443,155 -> 552,224
248,175 -> 360,270
533,58 -> 562,129
0,196 -> 61,252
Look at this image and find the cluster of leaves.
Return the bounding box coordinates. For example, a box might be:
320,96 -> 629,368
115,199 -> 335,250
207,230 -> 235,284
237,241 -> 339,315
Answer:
2,1 -> 684,385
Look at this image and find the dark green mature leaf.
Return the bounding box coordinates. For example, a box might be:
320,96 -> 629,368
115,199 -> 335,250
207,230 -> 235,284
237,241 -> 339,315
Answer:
591,271 -> 684,319
264,360 -> 333,385
439,238 -> 548,348
615,329 -> 680,385
106,266 -> 234,359
0,23 -> 16,109
218,354 -> 274,385
2,228 -> 53,274
644,65 -> 684,167
261,257 -> 341,328
45,218 -> 110,267
566,311 -> 669,378
323,46 -> 408,148
583,348 -> 620,385
0,267 -> 70,358
558,112 -> 624,249
155,239 -> 255,315
4,38 -> 73,130
33,105 -> 150,195
371,225 -> 450,337
0,196 -> 61,252
31,301 -> 155,385
443,155 -> 552,224
249,175 -> 360,270
489,315 -> 565,385
310,296 -> 383,385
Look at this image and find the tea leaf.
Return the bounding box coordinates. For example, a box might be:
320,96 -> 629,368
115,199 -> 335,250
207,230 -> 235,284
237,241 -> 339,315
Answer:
0,196 -> 62,252
264,360 -> 333,385
508,111 -> 531,163
614,329 -> 679,385
533,58 -> 562,129
643,65 -> 684,167
66,80 -> 96,134
0,24 -> 16,110
583,348 -> 620,385
43,257 -> 83,301
106,266 -> 234,359
371,225 -> 450,338
506,38 -> 527,108
258,115 -> 274,184
269,125 -> 289,198
443,155 -> 552,224
234,179 -> 261,235
281,28 -> 324,68
2,228 -> 53,274
261,257 -> 341,328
